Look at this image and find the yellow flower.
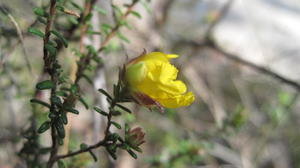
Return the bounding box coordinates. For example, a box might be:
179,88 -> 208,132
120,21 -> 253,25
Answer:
125,52 -> 195,109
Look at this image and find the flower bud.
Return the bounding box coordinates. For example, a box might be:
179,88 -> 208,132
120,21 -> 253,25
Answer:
126,127 -> 145,149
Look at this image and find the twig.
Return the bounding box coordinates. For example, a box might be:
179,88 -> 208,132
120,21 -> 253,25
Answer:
0,7 -> 33,74
43,0 -> 59,168
209,41 -> 300,91
56,139 -> 106,160
98,0 -> 138,52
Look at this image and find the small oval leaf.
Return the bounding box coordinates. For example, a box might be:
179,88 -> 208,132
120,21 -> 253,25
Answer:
38,121 -> 51,134
50,30 -> 68,48
30,98 -> 51,108
111,121 -> 121,129
28,27 -> 45,38
33,7 -> 49,18
36,80 -> 55,90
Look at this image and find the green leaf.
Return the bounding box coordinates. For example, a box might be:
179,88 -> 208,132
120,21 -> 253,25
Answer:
70,2 -> 83,11
84,13 -> 93,22
130,11 -> 142,19
101,24 -> 112,35
109,133 -> 120,142
112,5 -> 123,16
106,146 -> 117,160
116,32 -> 130,43
61,112 -> 68,124
132,146 -> 142,153
51,30 -> 68,48
125,123 -> 129,134
141,0 -> 152,14
92,56 -> 103,64
111,110 -> 122,116
55,121 -> 65,138
30,98 -> 51,108
89,150 -> 98,162
56,90 -> 68,97
86,45 -> 97,55
33,7 -> 49,17
98,89 -> 112,100
65,108 -> 79,115
57,0 -> 65,3
45,43 -> 57,56
68,16 -> 79,25
124,22 -> 133,30
127,149 -> 137,159
94,107 -> 108,116
28,27 -> 45,38
70,84 -> 78,94
57,160 -> 65,168
36,80 -> 55,90
58,138 -> 64,145
51,95 -> 62,106
48,40 -> 57,47
118,20 -> 127,26
87,30 -> 101,35
37,16 -> 47,25
94,6 -> 107,15
56,5 -> 64,12
80,143 -> 88,149
111,121 -> 121,129
116,104 -> 131,113
79,97 -> 89,109
38,121 -> 51,134
82,74 -> 93,85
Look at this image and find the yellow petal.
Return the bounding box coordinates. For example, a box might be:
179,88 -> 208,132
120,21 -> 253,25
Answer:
136,52 -> 177,63
167,54 -> 179,59
136,61 -> 186,97
157,92 -> 195,108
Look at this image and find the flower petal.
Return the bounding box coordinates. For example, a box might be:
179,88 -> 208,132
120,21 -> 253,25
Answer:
156,92 -> 195,108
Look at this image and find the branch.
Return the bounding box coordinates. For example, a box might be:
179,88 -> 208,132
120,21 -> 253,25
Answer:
55,140 -> 106,160
208,41 -> 300,91
42,1 -> 59,168
0,7 -> 33,74
98,0 -> 139,52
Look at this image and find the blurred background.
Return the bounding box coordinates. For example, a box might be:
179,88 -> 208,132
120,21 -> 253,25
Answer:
1,0 -> 300,167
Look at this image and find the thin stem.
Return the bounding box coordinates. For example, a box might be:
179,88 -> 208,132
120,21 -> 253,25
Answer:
55,99 -> 118,161
55,140 -> 106,160
43,0 -> 59,168
43,0 -> 57,72
97,0 -> 138,52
